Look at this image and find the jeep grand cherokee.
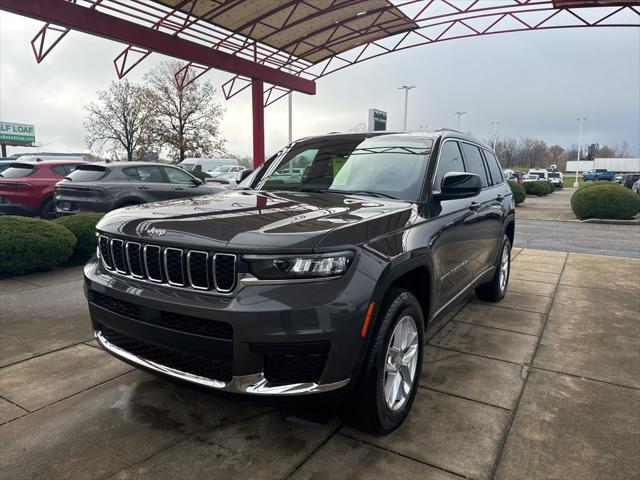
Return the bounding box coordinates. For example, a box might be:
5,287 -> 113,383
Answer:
85,131 -> 515,434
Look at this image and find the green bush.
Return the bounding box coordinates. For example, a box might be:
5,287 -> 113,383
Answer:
523,181 -> 549,196
190,170 -> 211,181
0,216 -> 76,276
54,213 -> 105,262
579,180 -> 614,190
546,181 -> 555,193
508,181 -> 526,204
571,184 -> 640,220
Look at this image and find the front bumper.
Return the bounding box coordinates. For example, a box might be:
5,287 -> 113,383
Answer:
84,253 -> 380,396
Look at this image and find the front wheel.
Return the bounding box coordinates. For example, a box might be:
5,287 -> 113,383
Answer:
475,235 -> 511,302
343,288 -> 424,435
40,199 -> 56,220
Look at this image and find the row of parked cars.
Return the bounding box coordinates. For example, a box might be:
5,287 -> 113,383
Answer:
0,156 -> 245,220
504,167 -> 564,189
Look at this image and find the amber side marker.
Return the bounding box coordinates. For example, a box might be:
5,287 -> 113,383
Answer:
361,302 -> 376,338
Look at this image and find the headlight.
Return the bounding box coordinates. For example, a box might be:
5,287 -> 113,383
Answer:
243,251 -> 354,280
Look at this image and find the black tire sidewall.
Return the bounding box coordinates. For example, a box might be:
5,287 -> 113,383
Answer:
41,199 -> 56,220
369,290 -> 424,433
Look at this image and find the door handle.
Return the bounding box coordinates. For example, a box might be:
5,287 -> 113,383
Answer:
138,186 -> 149,190
175,187 -> 184,191
468,201 -> 480,211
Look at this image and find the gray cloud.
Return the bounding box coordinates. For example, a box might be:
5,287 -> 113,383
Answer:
1,10 -> 638,158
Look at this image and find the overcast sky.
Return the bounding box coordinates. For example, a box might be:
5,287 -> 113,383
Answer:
1,8 -> 639,158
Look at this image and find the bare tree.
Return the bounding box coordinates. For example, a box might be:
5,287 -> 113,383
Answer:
144,60 -> 226,162
84,80 -> 153,161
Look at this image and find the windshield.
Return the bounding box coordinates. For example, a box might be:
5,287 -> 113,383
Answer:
548,173 -> 560,178
66,165 -> 108,182
0,163 -> 36,178
180,163 -> 196,171
257,136 -> 433,201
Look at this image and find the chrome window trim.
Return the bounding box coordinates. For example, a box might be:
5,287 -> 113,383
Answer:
186,250 -> 210,290
163,247 -> 185,286
95,329 -> 349,395
110,238 -> 128,274
125,241 -> 144,279
143,244 -> 163,283
213,253 -> 237,293
98,235 -> 113,270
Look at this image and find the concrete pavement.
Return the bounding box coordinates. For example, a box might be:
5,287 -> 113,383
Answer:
1,249 -> 639,479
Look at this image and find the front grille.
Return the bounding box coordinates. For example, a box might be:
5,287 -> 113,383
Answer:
99,325 -> 233,382
264,352 -> 328,385
90,290 -> 232,340
98,235 -> 238,294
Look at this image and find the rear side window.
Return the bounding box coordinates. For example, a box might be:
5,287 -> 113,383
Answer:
433,141 -> 465,191
124,166 -> 164,183
461,143 -> 489,188
66,165 -> 108,182
0,163 -> 36,178
483,150 -> 504,185
51,164 -> 81,177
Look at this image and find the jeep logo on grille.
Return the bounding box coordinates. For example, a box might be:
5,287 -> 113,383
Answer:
145,227 -> 166,236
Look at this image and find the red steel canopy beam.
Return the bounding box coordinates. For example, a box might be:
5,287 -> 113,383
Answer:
0,0 -> 316,95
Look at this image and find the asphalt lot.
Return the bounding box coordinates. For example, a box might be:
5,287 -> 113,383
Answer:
512,187 -> 640,258
1,248 -> 638,480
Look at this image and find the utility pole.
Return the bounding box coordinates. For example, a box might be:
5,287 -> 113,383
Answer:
491,121 -> 501,150
398,85 -> 416,131
453,111 -> 467,130
573,117 -> 587,187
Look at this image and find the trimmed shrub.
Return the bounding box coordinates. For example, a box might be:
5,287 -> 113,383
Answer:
571,184 -> 640,220
546,181 -> 555,194
523,181 -> 549,196
190,170 -> 211,181
0,216 -> 76,276
54,213 -> 105,262
508,180 -> 526,205
579,180 -> 614,190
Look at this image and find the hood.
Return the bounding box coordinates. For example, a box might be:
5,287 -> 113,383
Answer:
96,190 -> 414,252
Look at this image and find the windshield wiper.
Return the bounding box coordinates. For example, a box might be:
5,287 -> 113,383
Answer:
329,189 -> 398,200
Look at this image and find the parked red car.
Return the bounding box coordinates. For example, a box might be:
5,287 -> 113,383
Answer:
0,160 -> 87,219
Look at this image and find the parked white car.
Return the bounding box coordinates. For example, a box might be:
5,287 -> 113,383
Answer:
178,157 -> 239,173
528,168 -> 549,181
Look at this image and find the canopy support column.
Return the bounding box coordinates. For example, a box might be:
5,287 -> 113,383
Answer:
252,78 -> 265,169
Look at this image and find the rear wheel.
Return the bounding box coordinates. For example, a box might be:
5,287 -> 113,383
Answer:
344,288 -> 424,435
475,235 -> 511,302
40,199 -> 56,220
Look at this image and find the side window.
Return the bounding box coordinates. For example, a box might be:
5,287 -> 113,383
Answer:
164,167 -> 194,184
51,165 -> 68,176
433,141 -> 465,191
461,143 -> 489,188
484,150 -> 504,185
124,166 -> 164,183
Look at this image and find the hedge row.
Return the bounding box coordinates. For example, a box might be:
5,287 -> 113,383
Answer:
523,181 -> 554,196
0,213 -> 104,276
508,181 -> 526,205
571,183 -> 640,220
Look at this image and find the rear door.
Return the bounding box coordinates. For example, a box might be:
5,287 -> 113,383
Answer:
124,166 -> 173,202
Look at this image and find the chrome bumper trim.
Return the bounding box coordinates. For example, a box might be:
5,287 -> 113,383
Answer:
94,330 -> 349,395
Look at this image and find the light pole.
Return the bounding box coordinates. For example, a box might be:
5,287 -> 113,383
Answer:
573,117 -> 587,188
453,111 -> 467,130
398,85 -> 416,131
491,121 -> 501,150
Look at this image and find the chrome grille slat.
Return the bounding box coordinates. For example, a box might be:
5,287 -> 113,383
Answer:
187,251 -> 210,290
164,247 -> 185,286
144,245 -> 163,283
99,235 -> 236,294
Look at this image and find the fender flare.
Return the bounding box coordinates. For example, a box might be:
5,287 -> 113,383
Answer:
114,196 -> 145,209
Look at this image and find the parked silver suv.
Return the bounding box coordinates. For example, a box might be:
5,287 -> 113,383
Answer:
55,162 -> 225,215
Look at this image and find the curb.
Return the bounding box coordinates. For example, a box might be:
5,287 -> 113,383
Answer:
580,218 -> 640,225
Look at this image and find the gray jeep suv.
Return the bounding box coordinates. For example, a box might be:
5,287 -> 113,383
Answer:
55,161 -> 224,214
84,131 -> 515,434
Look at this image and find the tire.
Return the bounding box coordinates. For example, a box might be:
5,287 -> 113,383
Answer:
343,288 -> 424,435
40,198 -> 56,220
475,235 -> 511,302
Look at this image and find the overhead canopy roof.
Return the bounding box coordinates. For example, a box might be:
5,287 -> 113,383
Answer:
155,0 -> 417,64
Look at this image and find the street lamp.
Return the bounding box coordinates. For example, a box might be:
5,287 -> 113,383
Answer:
573,117 -> 587,188
398,85 -> 416,131
491,121 -> 501,150
453,111 -> 467,130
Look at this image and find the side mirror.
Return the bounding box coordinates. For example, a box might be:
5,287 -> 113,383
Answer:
192,178 -> 203,186
236,169 -> 253,183
436,172 -> 482,200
